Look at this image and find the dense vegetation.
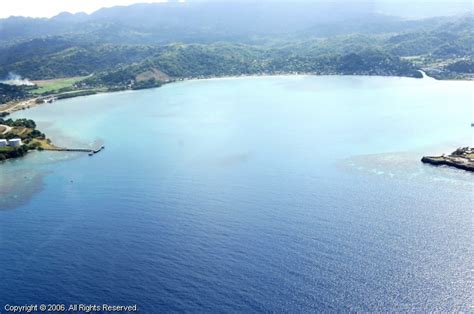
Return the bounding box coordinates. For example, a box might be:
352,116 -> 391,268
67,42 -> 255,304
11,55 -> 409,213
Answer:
0,145 -> 28,161
0,83 -> 32,103
0,41 -> 425,86
0,118 -> 36,129
446,60 -> 474,73
0,2 -> 471,46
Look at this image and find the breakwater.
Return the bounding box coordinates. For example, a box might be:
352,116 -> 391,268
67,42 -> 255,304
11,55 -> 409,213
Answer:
421,156 -> 474,172
421,147 -> 474,172
45,145 -> 105,156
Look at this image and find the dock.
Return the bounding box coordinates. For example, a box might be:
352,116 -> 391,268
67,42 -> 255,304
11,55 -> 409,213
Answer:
89,146 -> 105,156
45,145 -> 105,156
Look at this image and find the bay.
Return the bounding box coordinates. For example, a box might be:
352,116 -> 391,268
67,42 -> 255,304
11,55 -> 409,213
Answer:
1,75 -> 472,311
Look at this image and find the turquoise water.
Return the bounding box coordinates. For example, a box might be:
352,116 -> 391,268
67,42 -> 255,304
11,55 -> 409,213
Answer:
1,76 -> 473,311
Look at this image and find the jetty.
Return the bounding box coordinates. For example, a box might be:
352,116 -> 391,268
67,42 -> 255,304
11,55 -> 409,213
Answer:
45,145 -> 105,156
88,146 -> 105,156
421,147 -> 474,172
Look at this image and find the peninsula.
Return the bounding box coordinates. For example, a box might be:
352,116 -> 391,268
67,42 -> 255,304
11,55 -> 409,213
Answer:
422,147 -> 474,172
0,118 -> 57,161
0,118 -> 104,162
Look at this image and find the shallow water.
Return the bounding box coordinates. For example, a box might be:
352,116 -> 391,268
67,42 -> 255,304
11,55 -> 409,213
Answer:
1,76 -> 473,311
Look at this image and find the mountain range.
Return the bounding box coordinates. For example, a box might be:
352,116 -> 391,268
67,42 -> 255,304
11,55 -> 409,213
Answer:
0,1 -> 472,96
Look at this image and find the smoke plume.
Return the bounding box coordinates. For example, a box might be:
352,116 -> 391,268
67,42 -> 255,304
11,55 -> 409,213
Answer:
0,72 -> 34,86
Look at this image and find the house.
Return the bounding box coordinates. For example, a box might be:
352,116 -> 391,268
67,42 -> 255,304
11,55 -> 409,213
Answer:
7,139 -> 22,147
0,139 -> 7,147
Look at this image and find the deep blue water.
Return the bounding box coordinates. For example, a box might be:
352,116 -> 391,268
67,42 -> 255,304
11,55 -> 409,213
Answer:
1,76 -> 473,312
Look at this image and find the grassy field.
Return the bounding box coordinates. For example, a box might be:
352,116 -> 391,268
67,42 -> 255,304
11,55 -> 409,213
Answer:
2,126 -> 58,150
29,138 -> 58,150
0,146 -> 14,152
11,127 -> 31,137
32,76 -> 88,94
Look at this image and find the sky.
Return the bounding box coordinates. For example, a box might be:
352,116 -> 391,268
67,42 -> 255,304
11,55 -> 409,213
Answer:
0,0 -> 472,19
0,0 -> 170,18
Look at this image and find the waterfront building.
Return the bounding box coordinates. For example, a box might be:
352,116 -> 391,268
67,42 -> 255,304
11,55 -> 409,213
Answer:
8,139 -> 22,147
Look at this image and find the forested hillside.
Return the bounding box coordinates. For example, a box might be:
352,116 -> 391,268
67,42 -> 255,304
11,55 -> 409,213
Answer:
0,2 -> 472,101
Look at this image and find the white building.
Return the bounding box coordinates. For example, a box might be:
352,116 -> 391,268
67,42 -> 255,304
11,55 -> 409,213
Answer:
7,139 -> 22,147
0,139 -> 7,147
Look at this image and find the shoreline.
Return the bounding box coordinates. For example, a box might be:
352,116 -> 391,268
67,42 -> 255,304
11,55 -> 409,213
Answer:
1,72 -> 473,116
421,147 -> 474,173
422,156 -> 474,172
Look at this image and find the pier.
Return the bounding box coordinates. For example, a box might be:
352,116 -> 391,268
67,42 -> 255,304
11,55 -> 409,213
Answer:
45,145 -> 105,156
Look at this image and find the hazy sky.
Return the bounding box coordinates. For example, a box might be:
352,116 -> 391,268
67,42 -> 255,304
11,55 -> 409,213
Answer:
0,0 -> 472,19
0,0 -> 169,18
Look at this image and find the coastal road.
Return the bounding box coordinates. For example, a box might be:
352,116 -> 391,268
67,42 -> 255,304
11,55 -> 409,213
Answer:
0,98 -> 40,115
0,124 -> 12,134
